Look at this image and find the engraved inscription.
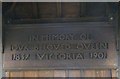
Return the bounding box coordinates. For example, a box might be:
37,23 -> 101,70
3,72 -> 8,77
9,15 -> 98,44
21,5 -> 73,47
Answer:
89,52 -> 107,59
35,53 -> 84,60
11,52 -> 107,61
9,33 -> 109,61
4,23 -> 117,69
12,54 -> 30,60
28,33 -> 91,41
10,42 -> 108,51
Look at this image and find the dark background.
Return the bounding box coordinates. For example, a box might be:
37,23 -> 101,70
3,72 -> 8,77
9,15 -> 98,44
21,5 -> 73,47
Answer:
2,2 -> 119,24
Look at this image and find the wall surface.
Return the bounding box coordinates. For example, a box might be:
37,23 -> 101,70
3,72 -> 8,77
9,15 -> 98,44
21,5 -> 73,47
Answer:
118,2 -> 120,79
0,2 -> 2,78
2,2 -> 119,78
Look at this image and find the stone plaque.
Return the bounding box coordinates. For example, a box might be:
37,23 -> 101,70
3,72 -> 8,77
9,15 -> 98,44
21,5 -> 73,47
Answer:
3,22 -> 118,69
